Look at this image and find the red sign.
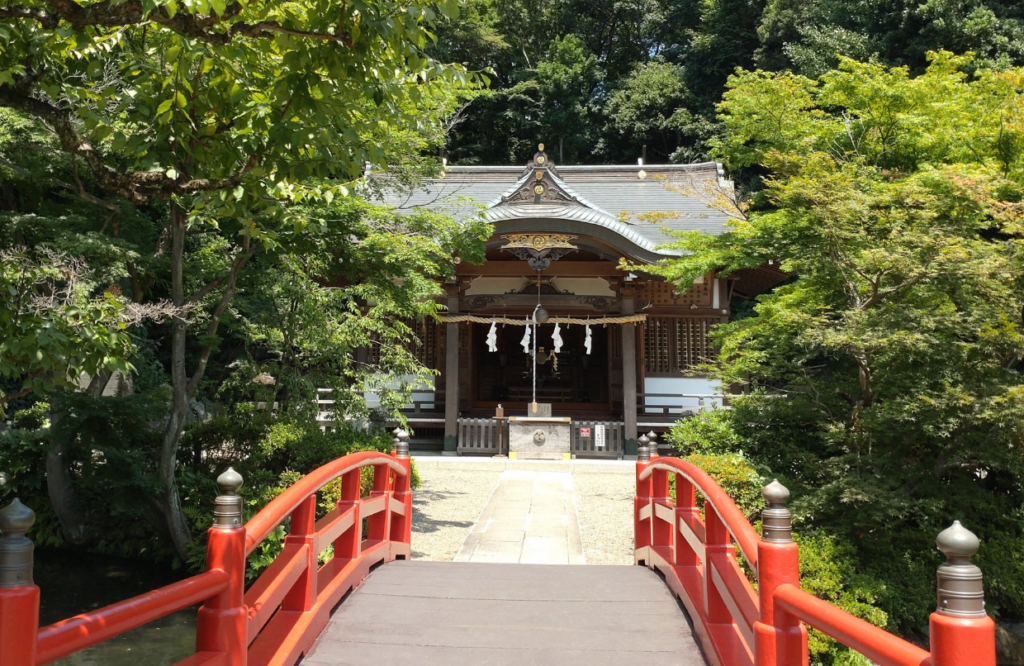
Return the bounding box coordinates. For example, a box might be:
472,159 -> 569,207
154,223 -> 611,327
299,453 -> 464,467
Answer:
580,427 -> 591,438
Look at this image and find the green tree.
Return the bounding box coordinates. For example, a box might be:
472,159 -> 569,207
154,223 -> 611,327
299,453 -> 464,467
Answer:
226,199 -> 488,419
654,53 -> 1024,632
602,59 -> 703,162
0,0 -> 475,558
0,249 -> 132,412
533,35 -> 602,163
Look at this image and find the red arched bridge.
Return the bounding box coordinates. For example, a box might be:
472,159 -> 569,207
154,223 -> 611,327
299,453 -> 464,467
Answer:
0,437 -> 997,666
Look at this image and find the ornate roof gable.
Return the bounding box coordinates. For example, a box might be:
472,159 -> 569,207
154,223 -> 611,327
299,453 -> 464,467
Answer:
491,145 -> 605,211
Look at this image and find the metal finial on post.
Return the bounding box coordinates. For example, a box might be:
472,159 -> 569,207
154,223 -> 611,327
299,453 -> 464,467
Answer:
646,431 -> 658,456
637,434 -> 651,462
935,521 -> 985,617
394,429 -> 410,458
213,468 -> 244,529
0,498 -> 36,587
761,479 -> 792,543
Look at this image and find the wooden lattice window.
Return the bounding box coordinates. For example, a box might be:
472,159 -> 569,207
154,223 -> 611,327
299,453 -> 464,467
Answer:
409,318 -> 438,369
644,318 -> 673,373
364,318 -> 440,369
643,317 -> 720,373
644,275 -> 713,308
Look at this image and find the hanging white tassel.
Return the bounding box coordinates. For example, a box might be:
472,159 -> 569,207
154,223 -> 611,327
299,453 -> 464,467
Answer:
584,323 -> 593,355
521,319 -> 531,353
486,320 -> 498,352
551,322 -> 563,354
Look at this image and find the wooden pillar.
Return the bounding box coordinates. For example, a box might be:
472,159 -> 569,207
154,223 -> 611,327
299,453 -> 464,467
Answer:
621,292 -> 638,443
443,285 -> 460,454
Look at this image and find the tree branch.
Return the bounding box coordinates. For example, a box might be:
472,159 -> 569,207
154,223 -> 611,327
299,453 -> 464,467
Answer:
0,155 -> 120,212
0,80 -> 259,203
186,243 -> 255,396
22,0 -> 353,47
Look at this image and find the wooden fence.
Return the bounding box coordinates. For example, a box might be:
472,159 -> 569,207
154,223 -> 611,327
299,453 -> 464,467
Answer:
571,421 -> 625,459
457,418 -> 502,455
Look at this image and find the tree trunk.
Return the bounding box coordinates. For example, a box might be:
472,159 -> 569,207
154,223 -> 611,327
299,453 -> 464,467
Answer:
156,204 -> 254,561
44,372 -> 110,546
157,203 -> 195,561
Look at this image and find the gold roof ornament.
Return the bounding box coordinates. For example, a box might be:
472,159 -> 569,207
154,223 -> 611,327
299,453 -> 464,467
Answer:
538,143 -> 545,151
501,233 -> 578,251
500,233 -> 578,271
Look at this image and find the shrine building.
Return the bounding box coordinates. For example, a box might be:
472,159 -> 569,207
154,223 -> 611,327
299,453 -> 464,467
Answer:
366,145 -> 786,458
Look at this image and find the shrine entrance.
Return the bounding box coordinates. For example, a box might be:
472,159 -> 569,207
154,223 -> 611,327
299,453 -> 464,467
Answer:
470,321 -> 610,416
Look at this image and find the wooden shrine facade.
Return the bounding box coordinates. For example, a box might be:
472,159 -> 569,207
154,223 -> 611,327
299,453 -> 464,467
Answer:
373,146 -> 788,454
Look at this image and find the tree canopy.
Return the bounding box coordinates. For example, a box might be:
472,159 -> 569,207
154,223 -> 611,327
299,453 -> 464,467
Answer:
663,53 -> 1024,637
429,0 -> 1024,165
0,0 -> 484,559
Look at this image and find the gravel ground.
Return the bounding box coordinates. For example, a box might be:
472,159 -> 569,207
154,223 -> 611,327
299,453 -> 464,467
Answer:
411,458 -> 636,565
411,463 -> 502,561
572,470 -> 636,565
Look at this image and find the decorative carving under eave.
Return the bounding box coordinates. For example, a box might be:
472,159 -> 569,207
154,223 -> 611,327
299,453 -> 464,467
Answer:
459,294 -> 622,314
513,281 -> 575,296
578,296 -> 614,311
467,295 -> 499,310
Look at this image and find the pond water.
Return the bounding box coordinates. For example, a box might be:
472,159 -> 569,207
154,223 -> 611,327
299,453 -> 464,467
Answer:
35,549 -> 197,666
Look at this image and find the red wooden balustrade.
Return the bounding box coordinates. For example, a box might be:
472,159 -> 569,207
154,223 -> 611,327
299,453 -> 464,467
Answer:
0,438 -> 413,666
0,430 -> 1000,666
633,435 -> 996,666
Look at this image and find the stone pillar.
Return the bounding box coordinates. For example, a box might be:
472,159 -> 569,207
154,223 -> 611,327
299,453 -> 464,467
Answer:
621,292 -> 638,444
443,285 -> 460,455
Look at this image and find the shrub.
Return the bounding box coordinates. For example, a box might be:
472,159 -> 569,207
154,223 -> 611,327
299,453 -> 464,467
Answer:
796,530 -> 890,666
182,416 -> 417,577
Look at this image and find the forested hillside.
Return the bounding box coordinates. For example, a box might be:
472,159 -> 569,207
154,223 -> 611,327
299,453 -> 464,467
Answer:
431,0 -> 1024,165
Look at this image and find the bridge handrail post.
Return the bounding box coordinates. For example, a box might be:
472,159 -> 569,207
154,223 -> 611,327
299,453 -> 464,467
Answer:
703,504 -> 735,626
390,430 -> 413,549
674,474 -> 700,567
282,493 -> 318,613
366,450 -> 393,548
0,499 -> 40,666
646,433 -> 673,563
753,480 -> 807,666
196,468 -> 248,666
634,436 -> 652,565
928,521 -> 995,666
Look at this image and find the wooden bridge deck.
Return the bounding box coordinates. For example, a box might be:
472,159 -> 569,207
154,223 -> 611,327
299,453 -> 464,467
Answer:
304,561 -> 706,665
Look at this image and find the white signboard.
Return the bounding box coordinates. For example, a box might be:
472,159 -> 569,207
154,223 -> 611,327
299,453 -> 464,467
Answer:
594,424 -> 606,449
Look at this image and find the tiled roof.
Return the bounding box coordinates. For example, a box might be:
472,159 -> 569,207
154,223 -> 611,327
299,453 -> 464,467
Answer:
371,161 -> 736,261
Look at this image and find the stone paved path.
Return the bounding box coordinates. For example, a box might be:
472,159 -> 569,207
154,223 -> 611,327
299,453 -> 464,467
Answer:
453,470 -> 586,564
413,457 -> 634,565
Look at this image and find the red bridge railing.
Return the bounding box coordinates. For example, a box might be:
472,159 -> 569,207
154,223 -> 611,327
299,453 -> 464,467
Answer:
632,434 -> 996,666
0,432 -> 414,666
